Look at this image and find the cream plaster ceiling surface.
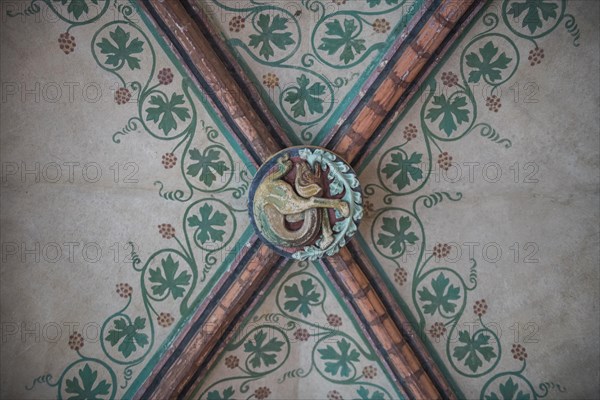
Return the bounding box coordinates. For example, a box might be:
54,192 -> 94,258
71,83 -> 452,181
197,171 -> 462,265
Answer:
195,0 -> 425,145
356,0 -> 600,398
1,2 -> 254,398
190,261 -> 404,400
0,0 -> 599,400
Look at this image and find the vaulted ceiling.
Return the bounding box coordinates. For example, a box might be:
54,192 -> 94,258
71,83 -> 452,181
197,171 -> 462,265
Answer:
1,1 -> 598,399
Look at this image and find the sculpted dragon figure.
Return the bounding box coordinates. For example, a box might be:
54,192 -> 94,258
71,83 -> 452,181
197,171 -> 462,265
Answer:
252,154 -> 350,249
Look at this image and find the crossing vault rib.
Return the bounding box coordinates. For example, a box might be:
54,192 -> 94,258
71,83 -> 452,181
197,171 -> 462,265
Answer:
136,1 -> 486,399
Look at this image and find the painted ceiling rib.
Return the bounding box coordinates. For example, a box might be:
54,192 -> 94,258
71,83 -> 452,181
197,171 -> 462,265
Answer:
181,259 -> 413,400
324,248 -> 446,400
179,0 -> 445,148
1,0 -> 595,398
131,1 -> 489,399
323,0 -> 443,156
345,242 -> 457,398
141,0 -> 288,165
175,260 -> 296,400
179,0 -> 293,149
330,0 -> 481,165
137,242 -> 284,400
352,0 -> 488,170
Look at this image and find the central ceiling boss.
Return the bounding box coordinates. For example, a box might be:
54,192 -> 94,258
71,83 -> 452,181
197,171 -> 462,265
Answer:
249,147 -> 363,260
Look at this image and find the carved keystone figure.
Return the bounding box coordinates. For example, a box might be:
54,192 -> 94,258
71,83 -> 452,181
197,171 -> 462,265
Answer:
249,147 -> 363,260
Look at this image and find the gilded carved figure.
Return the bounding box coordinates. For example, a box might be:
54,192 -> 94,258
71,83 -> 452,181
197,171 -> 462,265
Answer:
249,147 -> 363,260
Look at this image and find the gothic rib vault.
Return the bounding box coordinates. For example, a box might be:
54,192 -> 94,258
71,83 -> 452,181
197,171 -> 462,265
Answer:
1,0 -> 597,399
136,1 -> 483,398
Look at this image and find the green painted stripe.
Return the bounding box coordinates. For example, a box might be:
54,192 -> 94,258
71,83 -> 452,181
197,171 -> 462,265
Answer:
121,4 -> 262,397
357,1 -> 492,175
188,260 -> 405,399
132,1 -> 257,175
200,0 -> 428,146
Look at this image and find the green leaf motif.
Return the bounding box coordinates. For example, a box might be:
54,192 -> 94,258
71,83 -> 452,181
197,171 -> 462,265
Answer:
283,278 -> 321,317
186,148 -> 229,187
381,151 -> 423,190
55,0 -> 98,20
318,338 -> 360,377
425,94 -> 470,136
207,386 -> 235,400
248,14 -> 295,60
187,203 -> 228,244
367,0 -> 400,7
64,364 -> 111,400
148,254 -> 191,300
318,18 -> 366,64
377,216 -> 419,255
485,378 -> 531,400
284,75 -> 326,118
145,93 -> 191,136
104,317 -> 149,358
96,26 -> 144,69
243,330 -> 285,369
356,386 -> 385,400
507,0 -> 559,34
453,330 -> 497,373
466,41 -> 513,83
418,273 -> 460,316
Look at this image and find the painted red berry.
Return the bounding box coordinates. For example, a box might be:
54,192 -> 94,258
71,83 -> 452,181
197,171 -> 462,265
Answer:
116,283 -> 133,298
441,71 -> 459,87
158,223 -> 176,239
327,314 -> 342,327
433,243 -> 451,259
161,153 -> 177,169
511,343 -> 528,361
157,312 -> 174,327
429,322 -> 446,339
157,68 -> 174,85
115,87 -> 131,105
473,299 -> 488,317
225,355 -> 239,369
294,328 -> 310,341
68,332 -> 84,350
58,32 -> 76,54
403,123 -> 418,141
